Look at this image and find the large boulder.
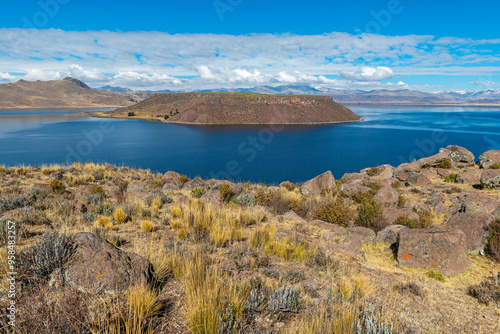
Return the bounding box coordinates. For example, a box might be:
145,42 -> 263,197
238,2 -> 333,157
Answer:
376,224 -> 408,245
164,171 -> 181,185
182,176 -> 206,189
361,164 -> 394,180
492,205 -> 500,218
479,150 -> 500,169
373,186 -> 399,207
300,171 -> 337,196
447,212 -> 495,254
397,226 -> 470,276
418,151 -> 451,168
426,192 -> 446,207
481,170 -> 500,189
440,145 -> 475,167
449,192 -> 500,215
126,181 -> 152,200
59,233 -> 157,294
456,169 -> 482,185
340,180 -> 371,197
383,208 -> 419,225
344,226 -> 376,248
394,162 -> 421,182
407,172 -> 431,187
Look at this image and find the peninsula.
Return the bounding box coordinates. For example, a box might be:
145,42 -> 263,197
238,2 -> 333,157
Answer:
99,92 -> 362,124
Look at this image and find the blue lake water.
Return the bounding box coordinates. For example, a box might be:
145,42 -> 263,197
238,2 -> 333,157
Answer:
0,107 -> 499,184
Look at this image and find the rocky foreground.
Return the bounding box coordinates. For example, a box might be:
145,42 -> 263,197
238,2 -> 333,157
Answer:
1,146 -> 500,333
103,92 -> 362,124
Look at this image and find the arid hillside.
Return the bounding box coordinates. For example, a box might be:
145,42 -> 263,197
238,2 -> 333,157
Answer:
104,92 -> 362,124
0,77 -> 148,109
1,146 -> 500,333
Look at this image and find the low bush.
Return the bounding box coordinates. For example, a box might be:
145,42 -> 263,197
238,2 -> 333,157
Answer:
90,185 -> 106,196
366,166 -> 381,176
0,194 -> 32,214
49,178 -> 66,193
444,173 -> 458,183
128,111 -> 135,116
236,193 -> 255,206
140,220 -> 154,232
112,207 -> 128,224
179,175 -> 190,185
356,198 -> 385,232
436,158 -> 453,169
18,231 -> 68,286
427,270 -> 446,282
191,188 -> 206,198
219,183 -> 234,203
490,163 -> 500,169
467,272 -> 500,305
313,198 -> 352,227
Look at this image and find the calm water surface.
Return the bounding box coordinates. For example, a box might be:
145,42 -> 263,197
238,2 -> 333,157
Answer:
0,107 -> 499,183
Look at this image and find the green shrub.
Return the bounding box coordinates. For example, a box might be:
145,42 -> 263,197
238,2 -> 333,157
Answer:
427,270 -> 446,282
444,173 -> 458,183
49,179 -> 65,194
164,115 -> 169,120
394,212 -> 432,229
90,185 -> 106,196
191,188 -> 206,198
391,180 -> 402,189
314,198 -> 352,227
436,158 -> 453,169
219,183 -> 234,203
179,175 -> 190,185
128,112 -> 135,116
0,194 -> 32,214
236,193 -> 255,206
356,198 -> 385,232
490,163 -> 500,169
397,194 -> 408,209
366,166 -> 380,177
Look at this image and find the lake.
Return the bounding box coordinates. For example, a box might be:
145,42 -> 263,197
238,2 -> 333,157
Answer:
1,107 -> 499,184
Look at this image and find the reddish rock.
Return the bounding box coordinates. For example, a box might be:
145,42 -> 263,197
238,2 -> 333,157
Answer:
420,168 -> 440,180
397,226 -> 470,276
492,205 -> 500,218
162,182 -> 179,191
373,186 -> 399,207
456,169 -> 482,185
340,180 -> 371,196
182,176 -> 206,189
394,162 -> 421,182
407,173 -> 431,187
300,171 -> 337,196
126,181 -> 152,200
436,168 -> 452,179
479,150 -> 500,169
434,202 -> 449,216
164,171 -> 181,184
418,152 -> 450,168
376,224 -> 408,245
60,233 -> 157,294
361,165 -> 394,180
383,208 -> 419,225
402,200 -> 431,214
440,145 -> 475,167
344,226 -> 376,248
340,172 -> 365,182
426,192 -> 446,207
481,170 -> 500,189
450,192 -> 500,215
447,212 -> 495,253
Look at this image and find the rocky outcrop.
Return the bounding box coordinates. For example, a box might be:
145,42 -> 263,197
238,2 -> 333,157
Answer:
57,233 -> 157,294
376,224 -> 408,245
446,212 -> 495,254
397,226 -> 470,276
373,186 -> 399,207
394,162 -> 421,182
481,170 -> 500,189
456,169 -> 482,185
300,171 -> 337,196
407,173 -> 431,187
440,145 -> 475,167
479,150 -> 500,169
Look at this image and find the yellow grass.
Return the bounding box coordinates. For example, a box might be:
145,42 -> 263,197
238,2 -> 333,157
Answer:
127,283 -> 163,319
140,220 -> 154,232
170,205 -> 182,218
112,207 -> 127,224
94,216 -> 112,229
41,164 -> 61,175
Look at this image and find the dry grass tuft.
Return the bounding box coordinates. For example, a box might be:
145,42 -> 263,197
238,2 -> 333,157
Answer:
140,220 -> 154,232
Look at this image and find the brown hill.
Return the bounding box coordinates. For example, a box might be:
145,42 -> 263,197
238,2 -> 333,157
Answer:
0,77 -> 144,108
106,92 -> 361,124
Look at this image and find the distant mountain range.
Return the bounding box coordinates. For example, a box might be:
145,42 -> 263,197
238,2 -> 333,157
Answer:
1,77 -> 499,109
97,84 -> 500,106
0,77 -> 153,109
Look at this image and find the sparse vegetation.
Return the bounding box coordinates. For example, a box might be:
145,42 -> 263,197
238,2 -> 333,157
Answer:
444,173 -> 458,183
314,197 -> 352,226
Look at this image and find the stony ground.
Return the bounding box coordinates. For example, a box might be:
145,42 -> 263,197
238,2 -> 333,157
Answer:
0,145 -> 500,333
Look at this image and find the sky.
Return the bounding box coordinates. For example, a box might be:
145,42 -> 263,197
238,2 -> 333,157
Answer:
0,0 -> 499,92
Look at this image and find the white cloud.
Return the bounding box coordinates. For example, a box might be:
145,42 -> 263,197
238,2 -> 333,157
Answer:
339,66 -> 395,81
69,64 -> 106,81
23,69 -> 63,81
0,72 -> 14,82
0,29 -> 498,90
471,80 -> 500,87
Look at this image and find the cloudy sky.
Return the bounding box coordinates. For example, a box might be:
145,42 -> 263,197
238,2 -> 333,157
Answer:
0,0 -> 499,91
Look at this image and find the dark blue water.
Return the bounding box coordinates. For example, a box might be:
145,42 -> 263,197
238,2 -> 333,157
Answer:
1,107 -> 499,184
